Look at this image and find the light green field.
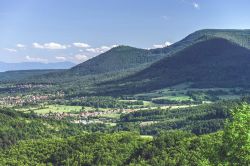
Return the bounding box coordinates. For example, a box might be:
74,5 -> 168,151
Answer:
140,135 -> 153,140
37,105 -> 82,114
18,105 -> 83,114
17,104 -> 114,114
143,101 -> 154,106
152,95 -> 192,101
98,113 -> 120,119
136,104 -> 197,111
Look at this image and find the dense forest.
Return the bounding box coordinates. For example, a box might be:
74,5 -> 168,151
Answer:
0,102 -> 249,165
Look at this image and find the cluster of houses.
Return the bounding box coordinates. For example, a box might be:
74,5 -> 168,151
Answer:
40,112 -> 77,120
0,84 -> 53,94
0,95 -> 49,106
0,92 -> 65,106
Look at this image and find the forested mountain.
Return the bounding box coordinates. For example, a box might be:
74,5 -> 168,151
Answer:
69,46 -> 165,76
157,29 -> 250,56
56,30 -> 250,77
98,38 -> 250,95
3,29 -> 250,96
37,29 -> 250,79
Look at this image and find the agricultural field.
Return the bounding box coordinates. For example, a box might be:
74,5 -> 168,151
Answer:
17,105 -> 83,114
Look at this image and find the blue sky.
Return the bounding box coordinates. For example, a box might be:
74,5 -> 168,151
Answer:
1,0 -> 250,63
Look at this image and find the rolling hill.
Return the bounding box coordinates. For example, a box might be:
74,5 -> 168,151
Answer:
31,45 -> 167,85
3,29 -> 250,96
148,29 -> 250,59
98,38 -> 250,95
69,29 -> 250,76
15,30 -> 250,79
69,45 -> 165,76
54,29 -> 250,78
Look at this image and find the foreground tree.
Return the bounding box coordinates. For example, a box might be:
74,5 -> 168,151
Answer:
221,103 -> 250,165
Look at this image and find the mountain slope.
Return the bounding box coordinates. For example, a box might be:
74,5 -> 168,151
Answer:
59,29 -> 250,77
0,61 -> 75,72
150,29 -> 250,59
33,30 -> 250,79
6,29 -> 250,96
99,38 -> 250,95
69,46 -> 165,75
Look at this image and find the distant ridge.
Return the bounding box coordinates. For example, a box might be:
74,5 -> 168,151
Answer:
0,61 -> 75,72
69,29 -> 250,76
99,38 -> 250,95
4,29 -> 250,96
69,45 -> 165,76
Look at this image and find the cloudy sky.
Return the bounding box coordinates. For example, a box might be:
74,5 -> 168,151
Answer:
1,0 -> 250,64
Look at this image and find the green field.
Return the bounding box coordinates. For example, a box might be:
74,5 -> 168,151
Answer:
98,113 -> 120,119
152,95 -> 192,101
18,105 -> 83,114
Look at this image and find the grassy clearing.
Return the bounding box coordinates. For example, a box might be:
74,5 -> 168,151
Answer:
143,101 -> 154,106
98,113 -> 120,119
18,105 -> 83,114
136,104 -> 197,111
32,105 -> 82,114
140,135 -> 153,140
152,95 -> 192,101
17,104 -> 112,114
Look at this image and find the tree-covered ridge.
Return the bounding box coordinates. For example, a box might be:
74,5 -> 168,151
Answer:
155,29 -> 250,59
0,103 -> 249,165
69,45 -> 165,76
2,29 -> 250,97
99,38 -> 250,95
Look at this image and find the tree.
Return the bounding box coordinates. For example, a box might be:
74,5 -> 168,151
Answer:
221,103 -> 250,165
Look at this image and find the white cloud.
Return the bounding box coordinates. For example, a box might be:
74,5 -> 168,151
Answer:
153,44 -> 165,48
16,44 -> 26,48
86,48 -> 98,53
4,48 -> 17,52
25,56 -> 48,63
32,43 -> 44,49
193,2 -> 200,9
153,41 -> 172,48
73,42 -> 90,48
74,54 -> 89,61
165,41 -> 172,46
86,45 -> 118,54
32,42 -> 68,49
56,56 -> 67,61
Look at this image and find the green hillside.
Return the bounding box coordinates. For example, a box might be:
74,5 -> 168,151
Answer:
98,38 -> 250,95
69,46 -> 165,76
155,29 -> 250,58
25,46 -> 165,85
3,29 -> 250,97
56,29 -> 250,78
